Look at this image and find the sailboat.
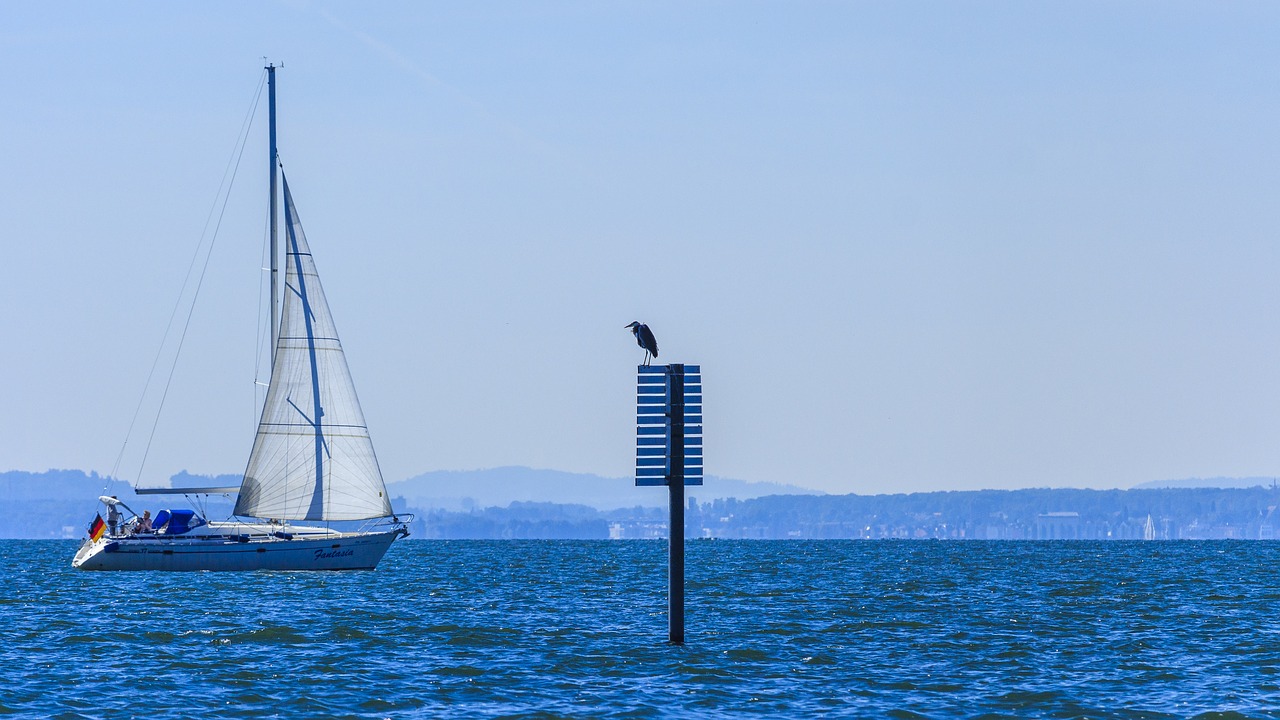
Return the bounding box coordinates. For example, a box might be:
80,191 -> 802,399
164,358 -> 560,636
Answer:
73,66 -> 409,571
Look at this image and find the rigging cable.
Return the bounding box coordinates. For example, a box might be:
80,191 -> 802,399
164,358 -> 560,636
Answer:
125,70 -> 268,489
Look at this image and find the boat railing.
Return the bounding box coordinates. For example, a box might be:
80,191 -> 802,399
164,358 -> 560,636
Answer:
354,514 -> 413,536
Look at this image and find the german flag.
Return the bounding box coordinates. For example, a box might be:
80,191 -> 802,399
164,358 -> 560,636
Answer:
89,514 -> 106,542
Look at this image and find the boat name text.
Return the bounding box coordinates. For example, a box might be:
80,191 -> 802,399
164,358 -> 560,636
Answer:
314,548 -> 355,560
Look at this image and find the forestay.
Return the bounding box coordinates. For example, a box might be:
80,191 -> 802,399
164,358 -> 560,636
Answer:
235,176 -> 392,521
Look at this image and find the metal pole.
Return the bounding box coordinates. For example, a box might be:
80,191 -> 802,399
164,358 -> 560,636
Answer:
668,364 -> 685,644
266,63 -> 279,362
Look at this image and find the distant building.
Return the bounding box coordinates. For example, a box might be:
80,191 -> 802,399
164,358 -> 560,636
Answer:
1035,511 -> 1081,540
608,520 -> 667,540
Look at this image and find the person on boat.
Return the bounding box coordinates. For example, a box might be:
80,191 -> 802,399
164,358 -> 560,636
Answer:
136,510 -> 153,534
106,500 -> 121,537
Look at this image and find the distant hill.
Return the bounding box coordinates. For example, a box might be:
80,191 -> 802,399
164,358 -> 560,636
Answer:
0,469 -> 131,501
0,470 -> 134,538
1132,477 -> 1279,490
387,466 -> 822,511
0,466 -> 818,538
164,470 -> 244,491
0,469 -> 241,539
403,485 -> 1280,540
3,468 -> 1280,540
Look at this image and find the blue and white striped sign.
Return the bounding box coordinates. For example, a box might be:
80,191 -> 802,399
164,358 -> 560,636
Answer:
636,364 -> 702,487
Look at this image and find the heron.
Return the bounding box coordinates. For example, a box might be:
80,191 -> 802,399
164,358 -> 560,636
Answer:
626,322 -> 659,366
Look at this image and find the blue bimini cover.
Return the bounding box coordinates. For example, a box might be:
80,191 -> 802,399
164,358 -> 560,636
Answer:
152,509 -> 172,531
160,509 -> 204,535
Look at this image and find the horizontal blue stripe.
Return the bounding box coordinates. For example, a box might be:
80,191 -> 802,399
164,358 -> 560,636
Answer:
635,445 -> 699,455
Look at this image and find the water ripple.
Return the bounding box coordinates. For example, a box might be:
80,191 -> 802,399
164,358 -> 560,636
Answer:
6,540 -> 1280,717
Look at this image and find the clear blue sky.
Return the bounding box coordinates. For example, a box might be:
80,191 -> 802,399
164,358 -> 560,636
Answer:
3,1 -> 1279,494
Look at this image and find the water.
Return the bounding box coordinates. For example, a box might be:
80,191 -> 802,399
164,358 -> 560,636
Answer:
4,540 -> 1280,718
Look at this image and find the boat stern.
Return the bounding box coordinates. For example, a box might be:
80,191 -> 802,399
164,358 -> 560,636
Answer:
72,537 -> 110,570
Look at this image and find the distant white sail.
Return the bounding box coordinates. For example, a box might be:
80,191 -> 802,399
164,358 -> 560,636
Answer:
235,176 -> 392,521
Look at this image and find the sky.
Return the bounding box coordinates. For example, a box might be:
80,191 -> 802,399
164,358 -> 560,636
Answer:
3,1 -> 1280,495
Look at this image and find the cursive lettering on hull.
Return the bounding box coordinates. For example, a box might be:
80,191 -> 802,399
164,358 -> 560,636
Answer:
314,548 -> 356,561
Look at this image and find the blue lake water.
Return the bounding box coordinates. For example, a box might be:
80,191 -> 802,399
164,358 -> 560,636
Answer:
4,539 -> 1280,718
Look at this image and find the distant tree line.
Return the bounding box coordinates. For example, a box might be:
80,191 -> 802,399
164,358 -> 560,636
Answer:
7,469 -> 1280,541
680,486 -> 1280,540
408,486 -> 1280,541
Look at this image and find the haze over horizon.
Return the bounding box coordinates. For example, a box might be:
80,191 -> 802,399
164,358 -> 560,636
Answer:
6,464 -> 1277,502
4,2 -> 1279,496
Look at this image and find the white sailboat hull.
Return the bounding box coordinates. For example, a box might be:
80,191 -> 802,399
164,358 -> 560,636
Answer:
72,522 -> 406,571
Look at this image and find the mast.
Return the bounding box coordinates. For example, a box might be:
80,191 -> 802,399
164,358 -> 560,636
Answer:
267,63 -> 279,362
238,65 -> 394,523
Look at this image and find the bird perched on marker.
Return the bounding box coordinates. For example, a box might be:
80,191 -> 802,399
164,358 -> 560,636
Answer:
626,322 -> 659,366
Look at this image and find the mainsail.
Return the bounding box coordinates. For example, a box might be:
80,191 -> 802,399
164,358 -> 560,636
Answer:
235,175 -> 392,521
